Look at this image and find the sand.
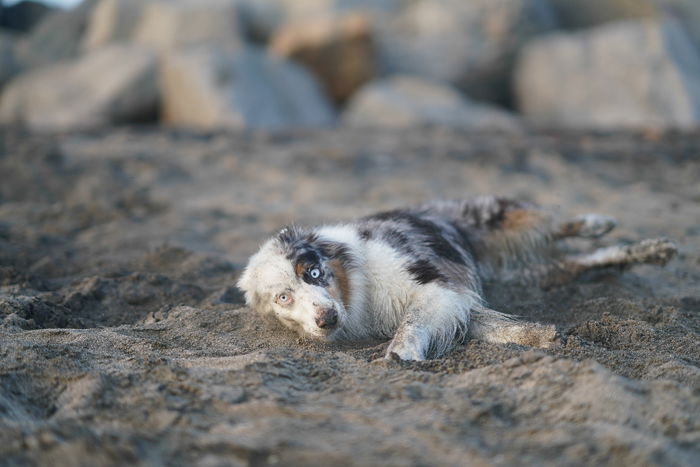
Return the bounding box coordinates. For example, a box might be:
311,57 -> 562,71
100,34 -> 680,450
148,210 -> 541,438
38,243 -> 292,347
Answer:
1,127 -> 699,466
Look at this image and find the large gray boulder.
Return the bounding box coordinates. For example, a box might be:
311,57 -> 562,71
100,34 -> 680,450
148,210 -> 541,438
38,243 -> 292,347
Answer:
546,0 -> 700,49
82,0 -> 146,50
547,0 -> 700,48
14,0 -> 95,68
80,0 -> 302,48
84,0 -> 259,51
514,18 -> 700,129
342,76 -> 521,130
653,0 -> 700,47
159,46 -> 335,130
375,0 -> 556,107
0,45 -> 158,131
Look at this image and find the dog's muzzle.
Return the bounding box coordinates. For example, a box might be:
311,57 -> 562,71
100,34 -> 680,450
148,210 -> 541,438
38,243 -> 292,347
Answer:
314,308 -> 338,329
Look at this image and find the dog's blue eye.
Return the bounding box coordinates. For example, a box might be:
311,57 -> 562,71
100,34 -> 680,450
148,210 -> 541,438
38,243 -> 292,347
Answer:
310,268 -> 321,279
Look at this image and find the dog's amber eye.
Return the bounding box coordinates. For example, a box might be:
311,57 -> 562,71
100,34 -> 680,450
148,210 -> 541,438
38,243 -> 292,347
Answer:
276,293 -> 293,306
309,268 -> 321,279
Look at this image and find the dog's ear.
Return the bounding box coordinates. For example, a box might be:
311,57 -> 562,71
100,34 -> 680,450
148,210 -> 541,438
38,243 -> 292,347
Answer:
277,225 -> 299,245
236,263 -> 255,307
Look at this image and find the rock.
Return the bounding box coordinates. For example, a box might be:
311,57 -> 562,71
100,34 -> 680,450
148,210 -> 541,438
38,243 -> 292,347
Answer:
0,32 -> 22,87
342,76 -> 521,130
0,0 -> 54,33
85,0 -> 384,51
84,0 -> 287,51
514,18 -> 700,129
548,0 -> 655,29
237,0 -> 403,44
235,0 -> 320,42
132,0 -> 244,51
159,46 -> 335,130
281,0 -> 402,19
548,0 -> 700,47
235,0 -> 283,43
653,0 -> 700,47
14,0 -> 95,69
270,12 -> 373,105
0,45 -> 158,131
82,0 -> 146,50
375,0 -> 556,107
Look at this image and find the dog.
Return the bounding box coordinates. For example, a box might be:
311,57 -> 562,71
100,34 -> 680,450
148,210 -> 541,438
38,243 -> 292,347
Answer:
237,196 -> 677,361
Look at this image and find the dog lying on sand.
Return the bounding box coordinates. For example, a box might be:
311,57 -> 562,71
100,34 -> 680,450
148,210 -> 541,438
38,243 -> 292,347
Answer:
238,196 -> 677,361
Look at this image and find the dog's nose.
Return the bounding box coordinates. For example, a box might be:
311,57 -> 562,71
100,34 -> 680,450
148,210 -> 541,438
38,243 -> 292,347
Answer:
315,308 -> 338,329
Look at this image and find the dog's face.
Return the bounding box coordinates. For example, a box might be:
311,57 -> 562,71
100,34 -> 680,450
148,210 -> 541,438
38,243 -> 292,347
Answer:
237,227 -> 352,340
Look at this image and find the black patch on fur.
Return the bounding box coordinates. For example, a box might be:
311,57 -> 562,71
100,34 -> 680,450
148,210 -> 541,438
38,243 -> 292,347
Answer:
302,266 -> 328,287
407,259 -> 446,285
451,222 -> 476,258
293,247 -> 328,286
277,227 -> 320,262
317,241 -> 355,270
382,229 -> 411,253
404,214 -> 466,265
296,249 -> 321,266
277,225 -> 311,248
276,227 -> 355,286
359,223 -> 413,256
364,210 -> 467,265
363,209 -> 405,223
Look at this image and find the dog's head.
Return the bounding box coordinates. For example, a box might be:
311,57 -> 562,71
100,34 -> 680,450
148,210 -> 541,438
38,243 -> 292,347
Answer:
237,226 -> 354,339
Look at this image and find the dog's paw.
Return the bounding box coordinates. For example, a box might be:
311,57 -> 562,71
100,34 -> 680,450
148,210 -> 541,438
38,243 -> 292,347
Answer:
628,238 -> 678,266
370,352 -> 402,367
524,323 -> 560,349
385,344 -> 426,362
552,330 -> 567,347
574,214 -> 617,238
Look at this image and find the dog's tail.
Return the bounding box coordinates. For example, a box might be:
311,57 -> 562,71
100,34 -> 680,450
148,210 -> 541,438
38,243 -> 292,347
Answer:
468,307 -> 559,349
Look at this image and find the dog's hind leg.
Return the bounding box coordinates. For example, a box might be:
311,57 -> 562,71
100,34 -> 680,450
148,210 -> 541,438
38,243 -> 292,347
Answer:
507,237 -> 678,287
553,214 -> 617,240
416,197 -> 552,265
468,307 -> 558,349
437,196 -> 557,276
422,197 -> 618,255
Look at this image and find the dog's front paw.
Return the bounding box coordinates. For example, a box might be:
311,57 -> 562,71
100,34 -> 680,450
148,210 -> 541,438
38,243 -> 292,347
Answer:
370,351 -> 403,367
385,343 -> 426,361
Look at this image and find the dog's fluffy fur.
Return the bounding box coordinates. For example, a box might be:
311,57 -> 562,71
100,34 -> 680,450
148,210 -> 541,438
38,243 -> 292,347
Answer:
238,196 -> 677,361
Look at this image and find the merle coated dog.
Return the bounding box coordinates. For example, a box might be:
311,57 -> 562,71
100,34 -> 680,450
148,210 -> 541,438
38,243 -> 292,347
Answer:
238,196 -> 676,360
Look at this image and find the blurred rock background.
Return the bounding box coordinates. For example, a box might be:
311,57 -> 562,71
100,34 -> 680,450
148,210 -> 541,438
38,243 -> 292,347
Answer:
1,0 -> 700,131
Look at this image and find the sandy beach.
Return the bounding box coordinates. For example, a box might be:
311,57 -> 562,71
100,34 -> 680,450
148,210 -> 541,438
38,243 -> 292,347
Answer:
1,127 -> 699,465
